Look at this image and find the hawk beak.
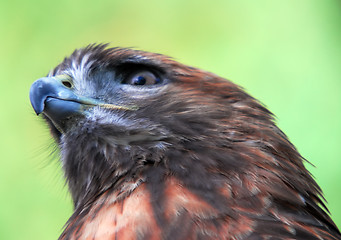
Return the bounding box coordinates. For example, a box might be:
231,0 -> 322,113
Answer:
29,76 -> 136,132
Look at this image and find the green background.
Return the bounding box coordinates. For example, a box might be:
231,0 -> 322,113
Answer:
1,0 -> 340,239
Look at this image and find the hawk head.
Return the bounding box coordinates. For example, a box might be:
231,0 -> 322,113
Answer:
29,44 -> 340,239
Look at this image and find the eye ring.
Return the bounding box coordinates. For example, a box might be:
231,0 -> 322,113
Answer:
123,70 -> 162,86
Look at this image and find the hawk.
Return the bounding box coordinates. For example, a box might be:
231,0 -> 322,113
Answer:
29,44 -> 340,239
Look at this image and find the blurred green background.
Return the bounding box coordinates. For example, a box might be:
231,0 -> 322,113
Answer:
0,0 -> 340,239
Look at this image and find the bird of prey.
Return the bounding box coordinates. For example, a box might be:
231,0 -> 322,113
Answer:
29,44 -> 340,240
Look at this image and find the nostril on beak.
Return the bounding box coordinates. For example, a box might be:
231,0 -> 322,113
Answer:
61,80 -> 73,89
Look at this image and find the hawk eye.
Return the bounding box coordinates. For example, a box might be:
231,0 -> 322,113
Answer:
124,71 -> 161,86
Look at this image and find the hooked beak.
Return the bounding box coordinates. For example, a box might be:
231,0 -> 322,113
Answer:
29,75 -> 135,133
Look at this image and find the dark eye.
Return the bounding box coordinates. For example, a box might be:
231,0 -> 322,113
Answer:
124,71 -> 161,86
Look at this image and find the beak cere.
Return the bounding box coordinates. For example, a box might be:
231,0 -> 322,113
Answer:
29,75 -> 138,132
29,76 -> 88,131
